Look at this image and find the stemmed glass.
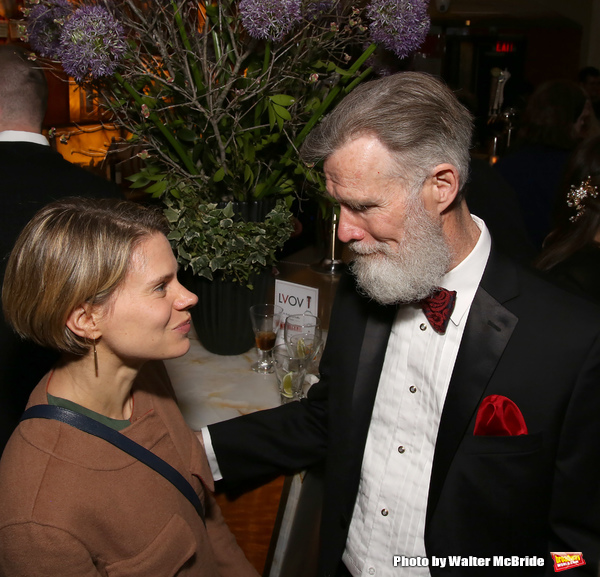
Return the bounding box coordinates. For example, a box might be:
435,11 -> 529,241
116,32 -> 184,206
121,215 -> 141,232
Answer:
284,313 -> 322,376
249,304 -> 284,373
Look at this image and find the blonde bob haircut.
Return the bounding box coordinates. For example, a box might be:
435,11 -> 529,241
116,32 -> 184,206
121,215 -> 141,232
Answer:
2,197 -> 169,355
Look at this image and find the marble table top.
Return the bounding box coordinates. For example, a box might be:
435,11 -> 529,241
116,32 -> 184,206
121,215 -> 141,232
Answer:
165,327 -> 282,431
166,247 -> 339,430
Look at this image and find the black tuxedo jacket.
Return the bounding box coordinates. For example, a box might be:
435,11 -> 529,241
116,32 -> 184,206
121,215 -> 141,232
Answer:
0,141 -> 121,453
209,249 -> 600,576
0,141 -> 120,267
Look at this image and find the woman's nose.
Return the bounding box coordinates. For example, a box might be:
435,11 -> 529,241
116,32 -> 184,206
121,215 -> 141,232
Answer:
176,282 -> 198,309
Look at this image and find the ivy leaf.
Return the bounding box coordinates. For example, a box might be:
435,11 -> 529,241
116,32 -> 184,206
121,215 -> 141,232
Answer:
167,229 -> 182,241
164,207 -> 180,223
210,256 -> 227,270
177,246 -> 192,261
222,202 -> 235,218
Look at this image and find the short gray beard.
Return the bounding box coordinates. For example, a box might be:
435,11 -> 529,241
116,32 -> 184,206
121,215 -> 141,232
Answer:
349,195 -> 451,305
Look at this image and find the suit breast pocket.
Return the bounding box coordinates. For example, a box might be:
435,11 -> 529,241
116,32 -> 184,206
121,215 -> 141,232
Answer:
105,515 -> 197,577
462,431 -> 543,455
439,431 -> 550,552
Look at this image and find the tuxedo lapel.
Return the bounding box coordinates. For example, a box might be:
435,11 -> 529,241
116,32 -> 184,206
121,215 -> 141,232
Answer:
351,309 -> 395,426
426,251 -> 519,527
324,276 -> 395,528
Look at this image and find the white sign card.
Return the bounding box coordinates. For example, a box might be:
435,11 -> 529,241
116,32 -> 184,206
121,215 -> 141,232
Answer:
274,280 -> 319,343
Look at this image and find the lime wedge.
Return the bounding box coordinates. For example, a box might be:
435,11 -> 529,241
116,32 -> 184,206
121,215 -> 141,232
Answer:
281,372 -> 294,398
296,338 -> 306,358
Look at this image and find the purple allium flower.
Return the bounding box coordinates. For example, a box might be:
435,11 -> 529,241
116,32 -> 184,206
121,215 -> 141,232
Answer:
239,0 -> 302,42
26,0 -> 73,59
58,5 -> 127,82
366,0 -> 430,60
304,1 -> 334,21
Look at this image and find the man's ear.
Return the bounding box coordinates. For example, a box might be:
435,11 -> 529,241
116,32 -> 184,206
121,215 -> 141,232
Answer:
428,163 -> 460,215
65,304 -> 100,340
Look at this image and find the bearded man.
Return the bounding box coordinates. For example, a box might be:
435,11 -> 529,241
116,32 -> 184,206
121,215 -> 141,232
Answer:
203,72 -> 600,576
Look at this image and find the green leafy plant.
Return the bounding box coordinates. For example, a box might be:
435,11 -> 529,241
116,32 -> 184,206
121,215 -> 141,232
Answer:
24,0 -> 429,282
25,0 -> 430,202
165,196 -> 294,288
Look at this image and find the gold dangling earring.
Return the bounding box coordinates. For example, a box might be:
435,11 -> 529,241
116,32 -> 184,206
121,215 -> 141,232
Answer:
93,338 -> 99,377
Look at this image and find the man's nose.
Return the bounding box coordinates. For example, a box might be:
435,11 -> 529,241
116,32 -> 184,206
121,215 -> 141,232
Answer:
337,207 -> 365,244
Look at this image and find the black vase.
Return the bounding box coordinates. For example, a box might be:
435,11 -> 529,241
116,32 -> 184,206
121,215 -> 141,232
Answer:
184,270 -> 271,355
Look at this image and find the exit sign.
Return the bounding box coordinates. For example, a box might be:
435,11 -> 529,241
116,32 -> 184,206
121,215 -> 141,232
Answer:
496,41 -> 516,53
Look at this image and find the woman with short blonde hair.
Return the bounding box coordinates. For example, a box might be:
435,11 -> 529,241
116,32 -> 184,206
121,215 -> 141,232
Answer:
3,197 -> 169,353
0,197 -> 258,577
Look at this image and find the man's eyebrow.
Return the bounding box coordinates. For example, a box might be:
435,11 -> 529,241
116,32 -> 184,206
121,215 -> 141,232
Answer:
342,198 -> 374,210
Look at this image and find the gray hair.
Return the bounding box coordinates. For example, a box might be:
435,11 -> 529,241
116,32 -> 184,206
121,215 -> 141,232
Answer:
301,72 -> 474,196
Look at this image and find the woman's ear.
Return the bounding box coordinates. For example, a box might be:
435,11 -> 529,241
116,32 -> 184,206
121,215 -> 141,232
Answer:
65,304 -> 100,340
428,163 -> 461,214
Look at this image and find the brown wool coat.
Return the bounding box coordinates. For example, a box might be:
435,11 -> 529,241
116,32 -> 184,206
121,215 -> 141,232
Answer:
0,361 -> 259,577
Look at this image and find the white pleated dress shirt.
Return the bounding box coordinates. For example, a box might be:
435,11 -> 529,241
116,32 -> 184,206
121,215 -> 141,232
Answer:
343,216 -> 491,577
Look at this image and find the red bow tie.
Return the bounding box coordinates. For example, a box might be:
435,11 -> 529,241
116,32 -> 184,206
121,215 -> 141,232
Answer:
420,288 -> 457,334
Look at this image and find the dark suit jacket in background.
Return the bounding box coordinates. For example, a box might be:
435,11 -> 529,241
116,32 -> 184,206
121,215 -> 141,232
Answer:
465,157 -> 537,264
209,249 -> 600,576
545,245 -> 600,304
494,145 -> 571,250
0,141 -> 121,453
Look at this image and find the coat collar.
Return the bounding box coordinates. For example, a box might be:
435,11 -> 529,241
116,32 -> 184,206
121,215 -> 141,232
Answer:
18,362 -> 213,487
0,130 -> 50,146
22,373 -> 167,471
426,249 -> 520,527
350,307 -> 396,436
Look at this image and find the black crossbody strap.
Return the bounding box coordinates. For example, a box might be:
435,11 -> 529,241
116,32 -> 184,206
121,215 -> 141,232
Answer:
21,404 -> 205,524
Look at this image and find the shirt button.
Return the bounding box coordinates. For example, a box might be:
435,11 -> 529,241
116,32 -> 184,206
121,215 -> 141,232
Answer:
368,568 -> 375,575
381,508 -> 389,516
398,446 -> 405,453
409,385 -> 417,393
420,323 -> 427,331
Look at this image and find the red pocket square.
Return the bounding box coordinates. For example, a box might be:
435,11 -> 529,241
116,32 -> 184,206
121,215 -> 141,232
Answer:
474,395 -> 528,436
